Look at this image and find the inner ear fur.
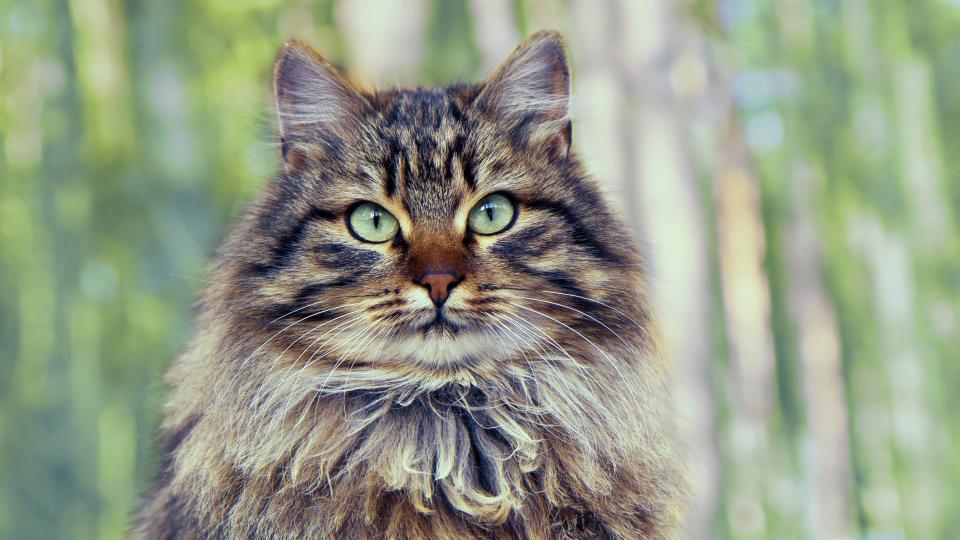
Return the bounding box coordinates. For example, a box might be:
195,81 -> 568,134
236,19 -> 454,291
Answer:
476,30 -> 572,159
273,40 -> 369,169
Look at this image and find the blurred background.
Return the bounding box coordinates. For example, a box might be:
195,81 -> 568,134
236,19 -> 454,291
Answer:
1,0 -> 958,538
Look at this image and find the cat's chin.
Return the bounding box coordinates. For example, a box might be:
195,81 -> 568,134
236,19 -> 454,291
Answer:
385,326 -> 513,367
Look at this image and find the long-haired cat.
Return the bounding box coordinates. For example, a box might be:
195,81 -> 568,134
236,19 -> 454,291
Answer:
133,31 -> 685,539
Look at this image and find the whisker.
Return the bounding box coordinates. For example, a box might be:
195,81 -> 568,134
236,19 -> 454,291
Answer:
264,314 -> 373,432
267,298 -> 330,325
319,319 -> 385,392
227,302 -> 363,391
341,319 -> 397,385
490,314 -> 595,445
485,315 -> 542,405
499,311 -> 605,398
539,290 -> 649,335
334,321 -> 395,410
287,319 -> 386,430
514,295 -> 637,354
252,310 -> 367,410
507,302 -> 641,408
271,312 -> 370,404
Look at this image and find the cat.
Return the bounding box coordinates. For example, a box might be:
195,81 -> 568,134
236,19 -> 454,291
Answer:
132,30 -> 685,539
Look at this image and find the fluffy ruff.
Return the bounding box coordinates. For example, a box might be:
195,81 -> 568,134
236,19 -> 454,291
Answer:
134,301 -> 683,539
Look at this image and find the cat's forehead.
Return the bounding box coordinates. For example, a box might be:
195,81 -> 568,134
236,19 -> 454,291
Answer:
366,87 -> 480,222
375,88 -> 466,129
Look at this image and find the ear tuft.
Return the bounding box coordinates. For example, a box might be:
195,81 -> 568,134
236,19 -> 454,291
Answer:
273,40 -> 367,168
477,30 -> 571,159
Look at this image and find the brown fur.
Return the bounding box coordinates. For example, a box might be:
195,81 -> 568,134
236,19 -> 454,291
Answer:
132,31 -> 685,539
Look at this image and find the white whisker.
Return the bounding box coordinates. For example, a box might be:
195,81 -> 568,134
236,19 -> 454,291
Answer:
508,302 -> 642,409
515,295 -> 637,353
228,302 -> 363,391
252,310 -> 367,410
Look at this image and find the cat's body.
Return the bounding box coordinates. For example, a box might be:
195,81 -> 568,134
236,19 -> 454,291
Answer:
133,32 -> 684,539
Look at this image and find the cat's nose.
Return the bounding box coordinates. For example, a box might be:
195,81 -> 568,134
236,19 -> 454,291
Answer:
417,271 -> 461,307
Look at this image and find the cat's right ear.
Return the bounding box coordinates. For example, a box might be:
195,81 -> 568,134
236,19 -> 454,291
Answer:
273,40 -> 368,170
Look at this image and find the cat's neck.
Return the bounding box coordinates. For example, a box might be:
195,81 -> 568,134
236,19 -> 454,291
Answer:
151,326 -> 679,537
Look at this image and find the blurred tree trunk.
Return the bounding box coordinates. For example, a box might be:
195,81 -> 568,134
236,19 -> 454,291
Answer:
567,1 -> 724,538
785,160 -> 853,540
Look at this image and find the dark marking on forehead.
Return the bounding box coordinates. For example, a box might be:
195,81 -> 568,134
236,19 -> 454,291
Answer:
447,134 -> 477,192
372,88 -> 473,219
460,151 -> 477,192
447,98 -> 467,123
379,89 -> 458,129
382,150 -> 398,197
442,143 -> 454,182
381,138 -> 411,199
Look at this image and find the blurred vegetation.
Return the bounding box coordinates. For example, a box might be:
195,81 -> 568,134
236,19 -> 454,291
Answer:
0,1 -> 957,539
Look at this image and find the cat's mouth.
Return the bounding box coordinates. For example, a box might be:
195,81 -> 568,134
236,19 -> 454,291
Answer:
378,306 -> 517,366
414,310 -> 464,335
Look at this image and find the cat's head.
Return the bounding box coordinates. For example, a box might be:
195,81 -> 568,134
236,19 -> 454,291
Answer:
219,31 -> 643,382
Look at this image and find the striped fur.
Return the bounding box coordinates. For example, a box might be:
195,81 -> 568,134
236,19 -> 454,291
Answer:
133,31 -> 685,539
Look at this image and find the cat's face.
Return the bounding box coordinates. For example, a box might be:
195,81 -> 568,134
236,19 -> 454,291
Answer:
225,32 -> 639,376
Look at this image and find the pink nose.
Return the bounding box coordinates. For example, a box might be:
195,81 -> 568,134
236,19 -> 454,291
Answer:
418,271 -> 460,306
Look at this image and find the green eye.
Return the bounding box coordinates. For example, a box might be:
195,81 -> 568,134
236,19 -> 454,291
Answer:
467,193 -> 517,235
348,202 -> 400,243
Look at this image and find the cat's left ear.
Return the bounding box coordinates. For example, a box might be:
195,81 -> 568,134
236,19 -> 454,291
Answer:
476,30 -> 572,160
273,40 -> 368,169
